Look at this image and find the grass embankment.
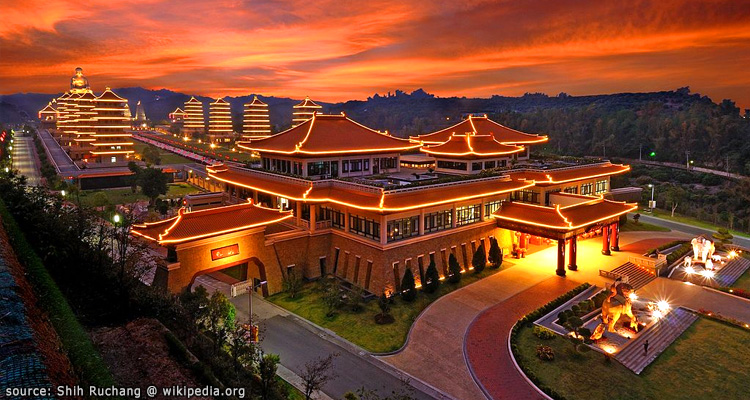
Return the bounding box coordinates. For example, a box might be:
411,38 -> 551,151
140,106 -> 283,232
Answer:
132,141 -> 193,165
0,199 -> 116,387
644,209 -> 749,239
77,183 -> 201,207
515,317 -> 750,400
269,267 -> 506,353
143,132 -> 257,162
620,221 -> 670,232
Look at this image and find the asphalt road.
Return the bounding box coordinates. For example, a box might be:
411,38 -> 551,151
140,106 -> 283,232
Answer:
635,213 -> 750,249
11,136 -> 42,186
231,293 -> 437,400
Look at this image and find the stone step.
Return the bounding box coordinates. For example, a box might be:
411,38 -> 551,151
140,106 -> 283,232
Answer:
615,308 -> 698,374
610,262 -> 657,290
716,258 -> 750,287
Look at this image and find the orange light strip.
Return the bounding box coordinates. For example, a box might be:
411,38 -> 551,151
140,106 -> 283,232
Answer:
534,165 -> 631,184
158,214 -> 293,244
493,203 -> 638,230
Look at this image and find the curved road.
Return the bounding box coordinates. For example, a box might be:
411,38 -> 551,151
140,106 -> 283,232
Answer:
635,213 -> 750,249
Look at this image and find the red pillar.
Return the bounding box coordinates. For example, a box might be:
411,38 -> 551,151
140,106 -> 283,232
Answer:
568,236 -> 578,271
611,223 -> 620,252
556,239 -> 566,277
602,225 -> 611,255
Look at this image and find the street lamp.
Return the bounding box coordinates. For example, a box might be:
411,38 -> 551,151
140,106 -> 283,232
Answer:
647,184 -> 655,211
246,279 -> 267,342
113,214 -> 121,224
61,190 -> 66,197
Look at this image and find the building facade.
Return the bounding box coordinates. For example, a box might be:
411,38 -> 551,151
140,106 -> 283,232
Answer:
208,97 -> 233,143
183,96 -> 205,137
292,96 -> 322,127
242,96 -> 272,140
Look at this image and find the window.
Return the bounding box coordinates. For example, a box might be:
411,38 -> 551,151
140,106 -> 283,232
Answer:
437,160 -> 467,171
472,162 -> 482,171
512,189 -> 540,204
387,216 -> 419,242
484,200 -> 502,218
563,186 -> 578,194
484,160 -> 496,169
595,179 -> 608,194
318,206 -> 345,229
307,161 -> 332,176
456,204 -> 481,226
342,160 -> 349,173
349,214 -> 380,240
580,183 -> 594,196
110,156 -> 117,163
424,209 -> 452,233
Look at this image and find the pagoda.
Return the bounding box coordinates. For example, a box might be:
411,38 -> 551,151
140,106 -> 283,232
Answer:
133,100 -> 148,129
208,97 -> 233,143
242,96 -> 271,140
38,101 -> 57,129
89,88 -> 134,163
292,96 -> 322,127
183,96 -> 205,137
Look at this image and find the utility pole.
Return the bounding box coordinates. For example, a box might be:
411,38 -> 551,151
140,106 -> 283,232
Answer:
726,155 -> 730,177
639,144 -> 642,161
685,150 -> 690,169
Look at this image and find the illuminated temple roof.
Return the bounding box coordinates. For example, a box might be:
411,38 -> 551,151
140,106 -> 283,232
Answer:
131,201 -> 293,244
421,133 -> 525,158
411,115 -> 548,145
236,114 -> 420,156
492,197 -> 637,231
207,164 -> 534,212
506,162 -> 630,186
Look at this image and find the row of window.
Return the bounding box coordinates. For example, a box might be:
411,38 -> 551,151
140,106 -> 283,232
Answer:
262,158 -> 303,175
349,214 -> 380,240
438,159 -> 509,171
342,158 -> 370,173
261,157 -> 400,177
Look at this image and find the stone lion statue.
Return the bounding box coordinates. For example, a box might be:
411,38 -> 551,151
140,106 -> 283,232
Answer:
590,282 -> 639,341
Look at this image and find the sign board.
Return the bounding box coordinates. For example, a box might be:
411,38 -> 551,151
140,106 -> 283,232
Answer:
648,200 -> 657,209
211,244 -> 239,261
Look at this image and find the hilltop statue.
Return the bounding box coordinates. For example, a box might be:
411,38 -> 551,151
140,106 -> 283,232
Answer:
591,281 -> 639,340
70,67 -> 89,90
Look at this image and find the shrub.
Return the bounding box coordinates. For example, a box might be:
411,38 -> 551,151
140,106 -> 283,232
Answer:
536,345 -> 555,361
282,269 -> 304,299
423,260 -> 440,294
592,292 -> 608,308
472,243 -> 486,273
571,304 -> 581,315
533,326 -> 556,340
401,268 -> 417,302
557,311 -> 568,325
578,327 -> 592,343
447,253 -> 462,284
488,237 -> 503,269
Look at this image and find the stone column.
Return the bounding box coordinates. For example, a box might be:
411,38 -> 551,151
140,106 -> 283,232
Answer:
380,215 -> 388,245
568,236 -> 578,271
309,204 -> 317,232
611,223 -> 620,252
556,239 -> 566,277
602,225 -> 611,256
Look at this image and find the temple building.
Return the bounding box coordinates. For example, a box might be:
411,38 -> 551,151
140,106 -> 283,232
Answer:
40,68 -> 134,164
208,97 -> 233,143
292,96 -> 322,127
132,114 -> 636,297
38,101 -> 57,129
133,100 -> 148,129
183,96 -> 205,137
242,96 -> 272,140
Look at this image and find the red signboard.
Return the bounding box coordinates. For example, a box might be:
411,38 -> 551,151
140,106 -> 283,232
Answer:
211,244 -> 239,261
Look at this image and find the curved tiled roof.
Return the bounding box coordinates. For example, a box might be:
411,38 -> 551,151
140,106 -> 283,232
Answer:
246,96 -> 268,106
96,88 -> 126,102
492,198 -> 637,231
506,162 -> 630,185
421,133 -> 525,157
411,115 -> 548,145
236,114 -> 419,155
131,201 -> 293,244
294,96 -> 322,109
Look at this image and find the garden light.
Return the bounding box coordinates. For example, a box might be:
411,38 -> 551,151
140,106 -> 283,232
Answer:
628,292 -> 638,301
728,250 -> 738,259
657,300 -> 670,312
652,310 -> 663,319
700,269 -> 715,279
113,214 -> 121,224
685,266 -> 695,275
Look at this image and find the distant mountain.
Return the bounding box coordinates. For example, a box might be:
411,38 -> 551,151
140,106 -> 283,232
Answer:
0,86 -> 717,136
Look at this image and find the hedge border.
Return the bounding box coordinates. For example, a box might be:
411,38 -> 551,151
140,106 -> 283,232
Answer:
508,282 -> 591,400
0,198 -> 116,388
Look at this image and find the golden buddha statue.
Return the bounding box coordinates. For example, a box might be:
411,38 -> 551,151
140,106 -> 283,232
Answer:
70,67 -> 89,91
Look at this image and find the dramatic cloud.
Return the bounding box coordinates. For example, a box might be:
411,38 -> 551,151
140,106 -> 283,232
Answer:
2,0 -> 749,108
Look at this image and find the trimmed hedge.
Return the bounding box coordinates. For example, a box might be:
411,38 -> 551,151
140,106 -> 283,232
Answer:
509,282 -> 591,400
0,198 -> 116,388
644,240 -> 687,256
666,242 -> 693,264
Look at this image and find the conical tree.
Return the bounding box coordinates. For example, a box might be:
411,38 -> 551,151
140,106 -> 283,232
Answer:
401,268 -> 417,302
488,237 -> 503,269
423,259 -> 440,294
448,253 -> 462,284
472,243 -> 486,273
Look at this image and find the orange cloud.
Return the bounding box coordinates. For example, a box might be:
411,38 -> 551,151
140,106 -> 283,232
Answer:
1,0 -> 749,109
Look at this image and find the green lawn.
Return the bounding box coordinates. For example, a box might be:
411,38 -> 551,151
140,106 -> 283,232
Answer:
620,221 -> 670,232
516,318 -> 750,400
269,267 -> 506,353
730,257 -> 750,291
132,141 -> 193,165
146,133 -> 257,162
78,183 -> 201,207
644,209 -> 749,239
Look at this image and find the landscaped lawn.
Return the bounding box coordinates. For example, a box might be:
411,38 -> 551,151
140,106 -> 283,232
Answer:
78,183 -> 201,207
644,209 -> 749,239
132,141 -> 193,165
268,267 -> 506,353
516,318 -> 750,400
144,132 -> 258,162
620,221 -> 670,232
730,257 -> 750,291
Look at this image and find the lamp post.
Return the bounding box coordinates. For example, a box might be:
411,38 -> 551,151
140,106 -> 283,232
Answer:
648,184 -> 655,211
245,279 -> 267,343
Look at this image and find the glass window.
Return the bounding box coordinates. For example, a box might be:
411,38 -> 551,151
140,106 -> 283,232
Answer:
318,207 -> 345,229
484,200 -> 502,218
349,214 -> 380,240
342,160 -> 349,173
387,216 -> 419,242
307,161 -> 331,176
595,179 -> 608,194
563,185 -> 578,194
512,189 -> 540,204
581,183 -> 594,196
456,204 -> 481,226
484,160 -> 496,169
437,160 -> 467,171
424,209 -> 452,233
472,162 -> 482,171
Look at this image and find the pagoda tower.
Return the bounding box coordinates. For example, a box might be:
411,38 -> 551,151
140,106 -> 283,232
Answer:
134,100 -> 148,128
242,96 -> 271,140
292,96 -> 322,127
208,97 -> 233,143
90,88 -> 134,163
183,96 -> 205,137
38,102 -> 58,129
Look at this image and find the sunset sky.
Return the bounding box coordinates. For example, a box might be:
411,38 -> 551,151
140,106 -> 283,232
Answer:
2,0 -> 750,108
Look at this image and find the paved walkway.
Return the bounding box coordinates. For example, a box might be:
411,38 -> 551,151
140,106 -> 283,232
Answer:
36,129 -> 79,174
378,232 -> 681,400
465,278 -> 580,399
11,136 -> 42,186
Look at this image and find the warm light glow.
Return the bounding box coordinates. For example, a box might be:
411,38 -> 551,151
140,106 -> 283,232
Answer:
728,250 -> 738,259
628,292 -> 638,301
652,310 -> 663,319
657,300 -> 669,312
113,214 -> 121,223
685,266 -> 695,274
700,269 -> 715,279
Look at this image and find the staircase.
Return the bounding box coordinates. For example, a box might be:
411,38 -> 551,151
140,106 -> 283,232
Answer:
609,262 -> 657,290
716,257 -> 750,287
615,307 -> 698,374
